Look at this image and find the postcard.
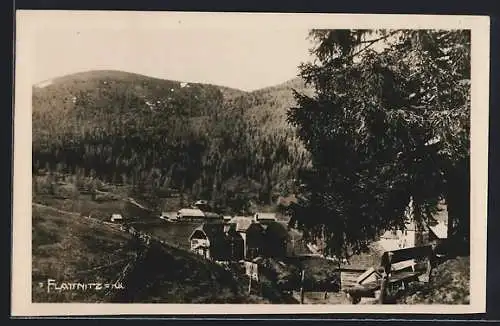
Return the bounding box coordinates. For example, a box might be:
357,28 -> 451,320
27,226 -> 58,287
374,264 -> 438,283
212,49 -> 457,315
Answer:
12,10 -> 489,316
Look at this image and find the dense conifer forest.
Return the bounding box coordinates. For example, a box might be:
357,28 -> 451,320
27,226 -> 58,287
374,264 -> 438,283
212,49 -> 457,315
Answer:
32,70 -> 312,213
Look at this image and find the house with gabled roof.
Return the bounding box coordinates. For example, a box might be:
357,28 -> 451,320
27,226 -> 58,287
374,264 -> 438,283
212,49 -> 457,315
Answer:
228,216 -> 265,260
378,197 -> 449,252
189,223 -> 228,260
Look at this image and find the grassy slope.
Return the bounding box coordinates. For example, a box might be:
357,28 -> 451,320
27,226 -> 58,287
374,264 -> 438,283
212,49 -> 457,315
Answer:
32,203 -> 285,303
111,241 -> 276,303
34,193 -> 126,220
130,220 -> 199,251
32,204 -> 136,302
398,256 -> 470,304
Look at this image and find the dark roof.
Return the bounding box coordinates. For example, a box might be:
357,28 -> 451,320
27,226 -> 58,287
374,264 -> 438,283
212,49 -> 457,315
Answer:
263,221 -> 289,239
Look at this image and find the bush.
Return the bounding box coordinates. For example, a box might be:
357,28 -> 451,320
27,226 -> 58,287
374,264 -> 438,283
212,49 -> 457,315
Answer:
398,256 -> 470,304
53,183 -> 79,199
93,191 -> 121,202
34,176 -> 53,195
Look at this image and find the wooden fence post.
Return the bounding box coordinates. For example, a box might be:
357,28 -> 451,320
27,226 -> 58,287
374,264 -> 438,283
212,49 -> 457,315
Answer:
379,252 -> 393,304
379,274 -> 388,304
428,243 -> 437,284
299,269 -> 305,304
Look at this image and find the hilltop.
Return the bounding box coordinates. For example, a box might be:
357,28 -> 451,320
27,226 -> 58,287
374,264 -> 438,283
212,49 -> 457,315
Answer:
33,70 -> 246,102
33,70 -> 238,142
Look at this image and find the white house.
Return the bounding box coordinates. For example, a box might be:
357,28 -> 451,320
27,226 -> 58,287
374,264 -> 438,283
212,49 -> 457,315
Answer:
378,197 -> 423,252
110,213 -> 123,222
378,197 -> 449,258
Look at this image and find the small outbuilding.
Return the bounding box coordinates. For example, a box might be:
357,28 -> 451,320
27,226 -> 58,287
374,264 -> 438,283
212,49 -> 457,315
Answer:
110,213 -> 123,222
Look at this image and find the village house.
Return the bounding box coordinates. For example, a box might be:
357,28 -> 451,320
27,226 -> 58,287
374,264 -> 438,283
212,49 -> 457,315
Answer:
175,199 -> 223,221
189,222 -> 245,261
228,216 -> 265,260
379,220 -> 425,252
188,214 -> 304,262
188,223 -> 228,260
110,213 -> 123,222
378,198 -> 449,252
176,208 -> 222,221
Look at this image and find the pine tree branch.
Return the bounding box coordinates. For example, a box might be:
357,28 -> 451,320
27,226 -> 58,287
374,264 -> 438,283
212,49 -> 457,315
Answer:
350,30 -> 401,59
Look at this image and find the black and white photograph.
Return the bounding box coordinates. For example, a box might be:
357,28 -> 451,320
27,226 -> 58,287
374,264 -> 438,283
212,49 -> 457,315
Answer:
12,11 -> 489,316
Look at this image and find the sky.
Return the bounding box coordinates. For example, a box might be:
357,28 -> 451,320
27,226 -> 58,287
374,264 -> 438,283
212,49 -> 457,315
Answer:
34,28 -> 315,91
24,11 -> 480,92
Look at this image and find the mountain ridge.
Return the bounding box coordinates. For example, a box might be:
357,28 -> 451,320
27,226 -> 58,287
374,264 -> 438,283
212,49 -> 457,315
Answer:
33,69 -> 308,95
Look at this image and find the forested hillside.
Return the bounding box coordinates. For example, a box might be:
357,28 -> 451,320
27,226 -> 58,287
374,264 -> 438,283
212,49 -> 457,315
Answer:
32,70 -> 312,213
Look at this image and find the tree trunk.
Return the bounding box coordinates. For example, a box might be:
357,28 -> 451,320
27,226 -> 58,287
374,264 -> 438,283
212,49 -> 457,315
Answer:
445,158 -> 470,255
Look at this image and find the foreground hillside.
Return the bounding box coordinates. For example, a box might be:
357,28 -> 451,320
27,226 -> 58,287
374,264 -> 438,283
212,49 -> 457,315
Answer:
32,70 -> 312,214
32,203 -> 287,303
32,203 -> 136,302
